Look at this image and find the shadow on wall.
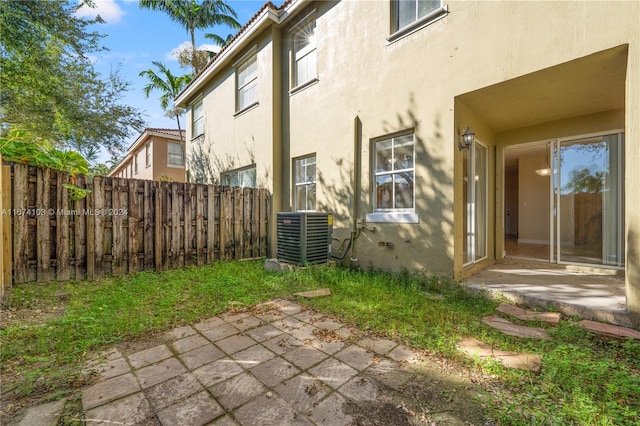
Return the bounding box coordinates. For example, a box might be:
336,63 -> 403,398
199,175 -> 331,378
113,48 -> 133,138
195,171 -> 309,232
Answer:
317,94 -> 454,272
187,135 -> 270,186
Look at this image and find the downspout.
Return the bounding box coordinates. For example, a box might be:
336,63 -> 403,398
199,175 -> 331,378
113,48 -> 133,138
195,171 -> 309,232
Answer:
351,115 -> 362,263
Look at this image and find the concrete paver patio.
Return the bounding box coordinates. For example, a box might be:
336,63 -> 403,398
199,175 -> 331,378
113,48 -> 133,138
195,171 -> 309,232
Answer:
77,298 -> 484,425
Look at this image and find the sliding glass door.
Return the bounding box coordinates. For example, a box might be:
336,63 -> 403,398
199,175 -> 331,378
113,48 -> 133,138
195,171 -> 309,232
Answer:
463,141 -> 487,265
554,133 -> 624,267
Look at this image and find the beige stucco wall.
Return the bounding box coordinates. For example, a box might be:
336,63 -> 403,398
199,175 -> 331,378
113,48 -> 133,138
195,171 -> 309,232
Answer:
185,29 -> 276,189
183,0 -> 640,322
151,137 -> 186,182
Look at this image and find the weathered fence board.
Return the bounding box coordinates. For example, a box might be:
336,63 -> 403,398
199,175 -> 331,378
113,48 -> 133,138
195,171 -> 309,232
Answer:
3,162 -> 270,285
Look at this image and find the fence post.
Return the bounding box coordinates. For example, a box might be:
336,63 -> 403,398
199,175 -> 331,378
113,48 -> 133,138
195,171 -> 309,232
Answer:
1,156 -> 12,297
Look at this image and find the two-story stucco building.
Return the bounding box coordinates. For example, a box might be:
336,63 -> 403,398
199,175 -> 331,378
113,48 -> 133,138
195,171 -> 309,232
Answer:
175,0 -> 640,326
109,128 -> 186,182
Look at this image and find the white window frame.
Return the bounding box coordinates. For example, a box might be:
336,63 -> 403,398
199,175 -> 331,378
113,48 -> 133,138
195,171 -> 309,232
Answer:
290,12 -> 317,92
388,0 -> 448,43
192,100 -> 204,139
235,48 -> 258,114
145,143 -> 151,167
221,165 -> 257,188
366,132 -> 419,224
167,141 -> 184,167
134,153 -> 139,174
293,155 -> 316,212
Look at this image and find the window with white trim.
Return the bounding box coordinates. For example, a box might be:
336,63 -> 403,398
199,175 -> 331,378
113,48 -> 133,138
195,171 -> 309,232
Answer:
236,54 -> 257,112
192,100 -> 204,139
392,0 -> 442,33
294,155 -> 316,211
293,20 -> 316,87
373,133 -> 415,211
167,142 -> 184,166
221,165 -> 256,188
145,143 -> 151,167
134,153 -> 139,174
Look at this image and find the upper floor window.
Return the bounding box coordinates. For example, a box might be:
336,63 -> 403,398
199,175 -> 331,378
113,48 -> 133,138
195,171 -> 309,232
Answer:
374,133 -> 415,211
393,0 -> 441,31
145,143 -> 151,167
236,54 -> 258,112
221,165 -> 256,188
192,100 -> 204,138
134,153 -> 139,174
294,155 -> 316,211
293,20 -> 316,88
167,142 -> 184,167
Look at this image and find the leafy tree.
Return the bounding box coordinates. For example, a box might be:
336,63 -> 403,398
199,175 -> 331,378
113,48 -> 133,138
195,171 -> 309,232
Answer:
563,168 -> 605,193
139,61 -> 191,142
0,1 -> 145,159
139,0 -> 241,74
0,128 -> 91,199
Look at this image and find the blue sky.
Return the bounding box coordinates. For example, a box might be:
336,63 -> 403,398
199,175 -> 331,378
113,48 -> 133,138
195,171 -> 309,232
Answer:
76,0 -> 282,158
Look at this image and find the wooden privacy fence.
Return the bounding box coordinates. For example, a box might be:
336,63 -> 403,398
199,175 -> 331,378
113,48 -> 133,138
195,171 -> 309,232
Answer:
1,161 -> 270,286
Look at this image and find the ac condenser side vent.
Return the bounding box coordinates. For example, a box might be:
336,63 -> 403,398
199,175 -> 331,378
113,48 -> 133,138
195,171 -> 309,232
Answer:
276,212 -> 333,266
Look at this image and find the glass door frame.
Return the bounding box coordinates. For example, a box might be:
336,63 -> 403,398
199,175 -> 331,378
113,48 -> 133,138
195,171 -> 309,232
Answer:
463,138 -> 488,267
551,129 -> 625,270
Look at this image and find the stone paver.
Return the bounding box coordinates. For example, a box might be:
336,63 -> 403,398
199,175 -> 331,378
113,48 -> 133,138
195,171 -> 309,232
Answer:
156,391 -> 223,426
356,336 -> 398,355
85,392 -> 152,425
215,334 -> 256,355
458,336 -> 542,372
201,323 -> 240,342
135,357 -> 187,389
309,392 -> 354,426
209,372 -> 267,410
293,288 -> 332,298
251,356 -> 300,387
283,345 -> 329,370
82,373 -> 141,410
497,302 -> 562,324
75,298 -> 465,426
234,394 -> 311,426
145,373 -> 204,411
192,358 -> 244,387
128,344 -> 173,369
482,315 -> 551,340
579,319 -> 640,341
334,345 -> 376,370
173,334 -> 210,354
245,323 -> 283,342
14,398 -> 67,426
308,358 -> 358,389
231,344 -> 277,368
179,344 -> 225,370
274,374 -> 330,412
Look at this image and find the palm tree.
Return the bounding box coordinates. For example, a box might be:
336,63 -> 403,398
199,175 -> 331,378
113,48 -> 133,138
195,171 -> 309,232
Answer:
139,61 -> 191,143
139,0 -> 241,74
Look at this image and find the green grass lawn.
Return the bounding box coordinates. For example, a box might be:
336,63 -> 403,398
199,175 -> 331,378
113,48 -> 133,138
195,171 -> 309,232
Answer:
1,260 -> 639,425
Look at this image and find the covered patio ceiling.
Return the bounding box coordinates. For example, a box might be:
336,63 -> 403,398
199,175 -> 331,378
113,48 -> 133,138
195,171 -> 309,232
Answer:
457,45 -> 628,133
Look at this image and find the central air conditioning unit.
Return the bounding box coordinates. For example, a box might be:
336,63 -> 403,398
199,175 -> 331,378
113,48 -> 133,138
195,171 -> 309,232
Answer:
276,212 -> 333,266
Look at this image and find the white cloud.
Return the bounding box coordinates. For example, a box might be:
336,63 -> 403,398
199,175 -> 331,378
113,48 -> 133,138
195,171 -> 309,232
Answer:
75,0 -> 124,24
166,41 -> 222,61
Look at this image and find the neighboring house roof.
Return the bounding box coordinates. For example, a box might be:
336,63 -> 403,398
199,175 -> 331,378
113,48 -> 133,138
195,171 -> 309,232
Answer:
175,0 -> 300,107
108,128 -> 185,177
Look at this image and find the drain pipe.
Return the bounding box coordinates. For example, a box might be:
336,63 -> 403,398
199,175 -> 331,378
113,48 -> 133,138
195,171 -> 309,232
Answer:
351,115 -> 362,265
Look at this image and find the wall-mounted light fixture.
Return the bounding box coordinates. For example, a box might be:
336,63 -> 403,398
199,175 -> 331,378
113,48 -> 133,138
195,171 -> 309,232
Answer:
458,127 -> 475,151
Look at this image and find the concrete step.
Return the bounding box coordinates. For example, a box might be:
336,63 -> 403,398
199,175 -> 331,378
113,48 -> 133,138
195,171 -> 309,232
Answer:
11,398 -> 67,426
